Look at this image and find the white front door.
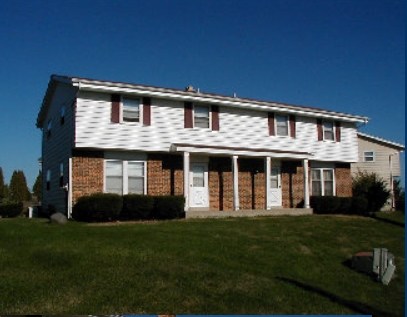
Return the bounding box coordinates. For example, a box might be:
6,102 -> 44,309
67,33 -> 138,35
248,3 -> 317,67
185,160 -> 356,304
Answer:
190,163 -> 209,208
268,164 -> 282,207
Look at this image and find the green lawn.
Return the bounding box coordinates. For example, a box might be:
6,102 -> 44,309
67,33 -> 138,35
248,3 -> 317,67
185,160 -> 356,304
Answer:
0,212 -> 404,315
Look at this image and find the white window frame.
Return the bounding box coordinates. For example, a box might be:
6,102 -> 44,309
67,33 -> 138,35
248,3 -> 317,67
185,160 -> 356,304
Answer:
311,168 -> 335,196
275,115 -> 289,136
323,121 -> 335,141
193,104 -> 211,129
104,159 -> 147,195
122,96 -> 142,123
363,151 -> 375,162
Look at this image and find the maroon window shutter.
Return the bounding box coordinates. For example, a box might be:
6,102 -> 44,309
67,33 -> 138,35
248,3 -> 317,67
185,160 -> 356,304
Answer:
335,121 -> 341,142
184,102 -> 193,128
111,94 -> 121,123
212,105 -> 219,131
143,97 -> 151,126
317,119 -> 323,141
289,115 -> 296,138
268,112 -> 275,136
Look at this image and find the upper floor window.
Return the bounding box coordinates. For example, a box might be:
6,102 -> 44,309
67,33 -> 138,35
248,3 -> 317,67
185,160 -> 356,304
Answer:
60,106 -> 66,125
111,94 -> 151,125
184,102 -> 219,131
323,121 -> 335,141
317,119 -> 341,142
47,119 -> 52,138
311,168 -> 335,196
363,151 -> 375,162
268,113 -> 296,137
122,97 -> 141,122
194,105 -> 210,129
276,115 -> 289,136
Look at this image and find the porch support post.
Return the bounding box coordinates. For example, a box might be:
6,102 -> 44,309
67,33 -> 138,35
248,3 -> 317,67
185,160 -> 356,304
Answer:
303,159 -> 310,208
232,155 -> 240,211
67,157 -> 73,219
183,152 -> 190,212
265,157 -> 271,210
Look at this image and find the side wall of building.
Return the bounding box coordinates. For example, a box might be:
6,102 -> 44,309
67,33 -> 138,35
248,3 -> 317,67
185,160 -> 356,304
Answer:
41,83 -> 77,213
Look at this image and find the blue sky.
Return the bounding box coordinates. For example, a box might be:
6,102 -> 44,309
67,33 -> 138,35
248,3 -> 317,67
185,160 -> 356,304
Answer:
0,0 -> 404,189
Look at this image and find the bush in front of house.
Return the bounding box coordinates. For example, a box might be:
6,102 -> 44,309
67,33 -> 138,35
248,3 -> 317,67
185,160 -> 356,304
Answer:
0,201 -> 23,218
351,196 -> 369,215
352,171 -> 391,212
122,194 -> 154,219
72,193 -> 123,222
153,195 -> 185,219
310,196 -> 369,215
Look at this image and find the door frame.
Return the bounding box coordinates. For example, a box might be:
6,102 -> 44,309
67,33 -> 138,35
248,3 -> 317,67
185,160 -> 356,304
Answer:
267,160 -> 282,207
189,161 -> 209,209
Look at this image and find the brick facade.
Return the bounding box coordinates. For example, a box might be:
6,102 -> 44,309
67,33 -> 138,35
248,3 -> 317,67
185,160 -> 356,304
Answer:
71,150 -> 104,205
70,151 -> 352,211
147,153 -> 183,196
281,161 -> 305,208
335,163 -> 352,197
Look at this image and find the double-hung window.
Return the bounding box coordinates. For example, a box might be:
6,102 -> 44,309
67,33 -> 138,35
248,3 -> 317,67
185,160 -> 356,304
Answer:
323,121 -> 335,141
363,151 -> 375,162
194,105 -> 210,128
276,115 -> 289,136
122,97 -> 141,122
105,160 -> 146,195
311,168 -> 335,196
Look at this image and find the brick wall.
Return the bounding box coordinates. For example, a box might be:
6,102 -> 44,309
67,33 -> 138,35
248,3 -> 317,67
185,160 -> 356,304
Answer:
281,161 -> 304,208
147,153 -> 183,196
335,163 -> 352,197
238,158 -> 266,210
71,150 -> 104,204
209,157 -> 234,211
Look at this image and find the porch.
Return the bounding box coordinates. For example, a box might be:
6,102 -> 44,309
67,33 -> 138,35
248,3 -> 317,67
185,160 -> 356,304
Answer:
185,207 -> 313,219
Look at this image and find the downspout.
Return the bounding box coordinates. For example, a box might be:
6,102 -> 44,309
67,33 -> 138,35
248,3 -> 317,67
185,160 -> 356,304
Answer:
67,157 -> 73,218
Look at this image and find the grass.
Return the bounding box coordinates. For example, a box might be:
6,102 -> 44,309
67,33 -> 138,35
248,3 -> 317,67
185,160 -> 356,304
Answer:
0,212 -> 404,315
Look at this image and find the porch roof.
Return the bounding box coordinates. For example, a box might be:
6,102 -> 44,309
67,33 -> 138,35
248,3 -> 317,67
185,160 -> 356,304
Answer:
170,143 -> 313,159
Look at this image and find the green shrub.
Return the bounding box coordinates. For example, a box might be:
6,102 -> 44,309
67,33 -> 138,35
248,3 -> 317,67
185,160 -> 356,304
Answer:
352,171 -> 391,212
351,196 -> 368,215
0,201 -> 23,217
73,193 -> 123,222
153,195 -> 185,219
337,197 -> 353,214
310,196 -> 341,214
123,194 -> 154,219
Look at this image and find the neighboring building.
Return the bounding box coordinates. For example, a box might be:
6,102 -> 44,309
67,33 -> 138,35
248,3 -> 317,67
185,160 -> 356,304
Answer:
352,132 -> 405,210
36,75 -> 369,217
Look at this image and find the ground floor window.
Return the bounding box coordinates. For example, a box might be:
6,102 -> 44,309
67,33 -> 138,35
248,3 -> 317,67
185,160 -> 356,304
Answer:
311,168 -> 335,196
105,159 -> 146,195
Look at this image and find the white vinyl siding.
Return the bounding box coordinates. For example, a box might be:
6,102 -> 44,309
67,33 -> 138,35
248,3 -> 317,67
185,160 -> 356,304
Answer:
105,159 -> 146,195
75,91 -> 359,162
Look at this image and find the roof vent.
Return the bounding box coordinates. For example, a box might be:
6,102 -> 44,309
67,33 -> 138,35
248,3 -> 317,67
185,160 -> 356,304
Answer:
185,85 -> 195,92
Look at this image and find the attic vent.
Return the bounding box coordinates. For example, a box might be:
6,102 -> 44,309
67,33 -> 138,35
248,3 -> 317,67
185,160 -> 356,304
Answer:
185,85 -> 195,92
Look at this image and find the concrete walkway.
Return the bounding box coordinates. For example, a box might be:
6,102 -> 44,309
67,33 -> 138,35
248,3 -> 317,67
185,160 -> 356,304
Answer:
185,208 -> 313,219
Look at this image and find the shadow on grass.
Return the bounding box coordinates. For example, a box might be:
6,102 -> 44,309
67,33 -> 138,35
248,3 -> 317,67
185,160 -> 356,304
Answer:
368,215 -> 405,228
275,276 -> 398,317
